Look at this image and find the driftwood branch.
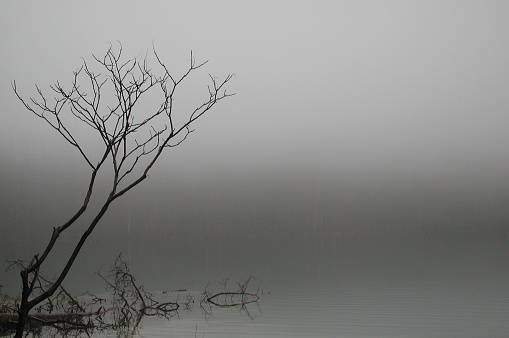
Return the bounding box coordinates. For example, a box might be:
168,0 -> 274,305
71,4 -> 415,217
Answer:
1,256 -> 261,337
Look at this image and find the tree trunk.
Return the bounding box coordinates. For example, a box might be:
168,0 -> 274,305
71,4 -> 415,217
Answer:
14,307 -> 28,338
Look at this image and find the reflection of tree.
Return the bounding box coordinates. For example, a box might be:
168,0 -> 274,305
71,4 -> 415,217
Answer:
200,275 -> 261,320
0,255 -> 262,337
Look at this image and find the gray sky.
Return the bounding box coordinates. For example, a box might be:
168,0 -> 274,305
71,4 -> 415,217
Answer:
2,1 -> 509,294
1,1 -> 509,197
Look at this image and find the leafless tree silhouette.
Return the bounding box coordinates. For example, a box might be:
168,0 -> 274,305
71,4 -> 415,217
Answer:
9,42 -> 234,337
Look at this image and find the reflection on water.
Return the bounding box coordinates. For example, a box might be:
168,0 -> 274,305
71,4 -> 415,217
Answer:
2,166 -> 509,337
97,234 -> 509,337
2,208 -> 508,337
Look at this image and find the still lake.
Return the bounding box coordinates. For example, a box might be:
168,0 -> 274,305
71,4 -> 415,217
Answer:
89,232 -> 509,337
2,212 -> 508,337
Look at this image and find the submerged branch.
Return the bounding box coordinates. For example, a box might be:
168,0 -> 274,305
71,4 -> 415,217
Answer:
1,255 -> 261,336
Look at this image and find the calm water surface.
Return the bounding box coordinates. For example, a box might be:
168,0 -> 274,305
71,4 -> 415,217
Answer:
100,235 -> 509,337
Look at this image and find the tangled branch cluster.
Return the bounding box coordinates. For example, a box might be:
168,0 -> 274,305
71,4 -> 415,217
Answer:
1,256 -> 261,337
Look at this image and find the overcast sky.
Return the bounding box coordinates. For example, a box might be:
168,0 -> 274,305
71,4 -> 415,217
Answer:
1,1 -> 509,190
2,1 -> 509,295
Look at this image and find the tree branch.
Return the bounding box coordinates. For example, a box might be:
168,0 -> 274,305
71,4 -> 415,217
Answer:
11,42 -> 234,337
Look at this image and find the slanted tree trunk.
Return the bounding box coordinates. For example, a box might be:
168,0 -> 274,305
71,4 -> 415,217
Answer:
10,42 -> 234,336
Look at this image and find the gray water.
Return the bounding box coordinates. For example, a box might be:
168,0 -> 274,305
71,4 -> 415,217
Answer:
2,173 -> 509,337
2,227 -> 508,336
96,234 -> 509,337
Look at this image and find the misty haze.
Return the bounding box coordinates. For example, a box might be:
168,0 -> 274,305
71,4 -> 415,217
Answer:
1,2 -> 509,337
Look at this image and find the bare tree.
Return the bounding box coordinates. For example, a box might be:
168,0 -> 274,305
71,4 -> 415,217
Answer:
9,43 -> 234,337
